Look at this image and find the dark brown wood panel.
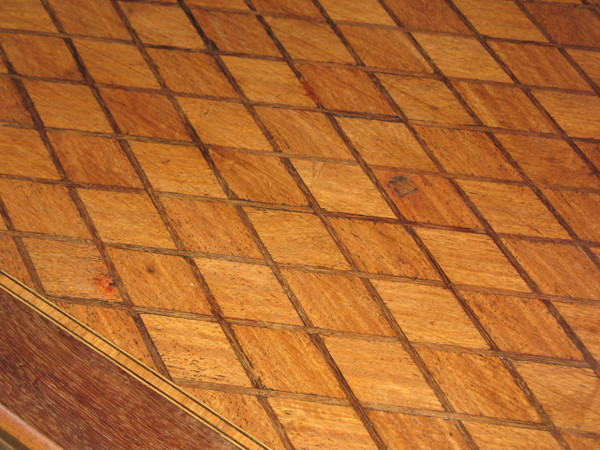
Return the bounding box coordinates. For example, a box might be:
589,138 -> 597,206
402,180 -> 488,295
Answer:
0,288 -> 239,449
1,0 -> 600,447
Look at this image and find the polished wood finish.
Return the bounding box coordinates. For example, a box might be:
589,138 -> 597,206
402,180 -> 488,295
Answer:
1,0 -> 600,448
0,272 -> 264,449
0,402 -> 60,450
0,274 -> 263,449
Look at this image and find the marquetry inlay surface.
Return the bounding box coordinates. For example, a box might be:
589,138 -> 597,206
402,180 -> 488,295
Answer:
1,0 -> 600,448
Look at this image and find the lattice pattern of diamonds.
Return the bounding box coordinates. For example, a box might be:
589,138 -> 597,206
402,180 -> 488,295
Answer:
1,0 -> 600,448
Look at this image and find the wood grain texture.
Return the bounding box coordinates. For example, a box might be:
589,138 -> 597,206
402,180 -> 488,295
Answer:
257,107 -> 353,159
378,75 -> 474,125
46,0 -> 129,39
50,132 -> 141,187
121,2 -> 204,48
339,25 -> 431,73
0,0 -> 56,32
148,48 -> 236,96
211,149 -> 308,206
55,300 -> 157,368
23,238 -> 123,302
269,399 -> 376,450
299,63 -> 395,114
1,0 -> 600,447
0,402 -> 61,450
498,134 -> 600,189
417,228 -> 530,291
193,10 -> 278,56
375,280 -> 487,348
457,180 -> 569,238
233,325 -> 345,398
143,314 -> 253,387
163,197 -> 263,257
515,362 -> 600,432
292,160 -> 394,217
337,118 -> 435,169
524,3 -> 600,47
0,128 -> 58,179
267,17 -> 354,64
0,179 -> 89,238
0,278 -> 254,449
246,208 -> 350,268
0,79 -> 32,124
0,33 -> 81,80
385,0 -> 470,34
100,88 -> 189,140
223,56 -> 315,107
555,302 -> 600,362
75,39 -> 159,89
369,411 -> 470,449
568,49 -> 600,87
283,269 -> 393,335
418,349 -> 540,421
462,290 -> 581,360
180,98 -> 271,150
415,126 -> 519,180
414,34 -> 510,82
451,0 -> 546,41
78,189 -> 175,248
465,423 -> 561,450
533,91 -> 600,139
197,258 -> 302,325
452,82 -> 553,133
324,337 -> 442,409
26,80 -> 112,132
503,238 -> 600,298
491,42 -> 590,91
375,169 -> 482,228
132,141 -> 224,197
329,217 -> 439,279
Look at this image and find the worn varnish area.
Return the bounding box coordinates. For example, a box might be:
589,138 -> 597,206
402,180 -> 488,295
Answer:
0,0 -> 600,448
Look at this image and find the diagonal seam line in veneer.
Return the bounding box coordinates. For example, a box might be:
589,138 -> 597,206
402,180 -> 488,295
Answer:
199,0 -> 475,446
5,98 -> 600,148
311,1 -> 593,447
0,34 -> 174,381
1,0 -> 600,446
42,0 -> 298,445
441,0 -> 600,380
4,2 -> 600,52
0,269 -> 271,450
243,1 -> 596,448
179,2 -> 600,446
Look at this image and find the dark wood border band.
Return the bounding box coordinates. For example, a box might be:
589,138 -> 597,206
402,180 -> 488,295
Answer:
0,270 -> 269,450
0,402 -> 61,450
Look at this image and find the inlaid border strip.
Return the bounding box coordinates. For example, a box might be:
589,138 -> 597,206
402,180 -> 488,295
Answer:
0,269 -> 270,450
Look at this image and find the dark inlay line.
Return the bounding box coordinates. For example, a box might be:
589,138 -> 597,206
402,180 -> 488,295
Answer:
0,287 -> 243,449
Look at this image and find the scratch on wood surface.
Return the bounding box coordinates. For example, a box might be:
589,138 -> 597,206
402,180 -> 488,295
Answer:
95,274 -> 117,297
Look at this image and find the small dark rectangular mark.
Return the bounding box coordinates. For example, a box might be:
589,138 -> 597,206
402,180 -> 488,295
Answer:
389,176 -> 417,198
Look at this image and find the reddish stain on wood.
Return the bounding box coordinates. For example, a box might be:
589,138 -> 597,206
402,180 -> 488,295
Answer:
302,80 -> 321,104
95,274 -> 117,296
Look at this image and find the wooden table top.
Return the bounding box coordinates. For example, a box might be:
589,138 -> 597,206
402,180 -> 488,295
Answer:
0,273 -> 257,449
0,0 -> 599,448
